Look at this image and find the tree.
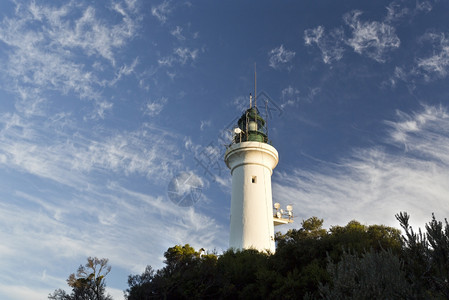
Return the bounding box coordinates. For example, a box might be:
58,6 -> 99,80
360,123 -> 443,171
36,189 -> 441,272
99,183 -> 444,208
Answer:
125,266 -> 155,300
125,244 -> 220,300
272,217 -> 330,299
125,217 -> 406,299
425,213 -> 449,297
396,212 -> 449,298
271,217 -> 402,299
328,220 -> 402,258
49,257 -> 112,300
216,248 -> 270,299
319,248 -> 411,299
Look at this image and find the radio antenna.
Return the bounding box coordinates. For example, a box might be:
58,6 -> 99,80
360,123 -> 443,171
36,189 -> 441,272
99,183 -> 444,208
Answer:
254,63 -> 257,108
265,99 -> 268,133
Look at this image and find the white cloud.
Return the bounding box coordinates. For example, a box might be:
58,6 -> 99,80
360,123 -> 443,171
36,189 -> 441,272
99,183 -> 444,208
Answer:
417,32 -> 449,78
0,107 -> 225,298
14,87 -> 46,117
304,26 -> 345,64
385,0 -> 432,23
305,9 -> 400,64
107,287 -> 125,300
171,25 -> 186,40
151,0 -> 171,24
386,32 -> 449,85
280,86 -> 320,109
415,1 -> 433,13
158,47 -> 199,67
232,95 -> 250,112
92,100 -> 114,120
343,10 -> 400,63
0,181 -> 225,299
385,2 -> 411,23
0,112 -> 181,188
268,45 -> 295,70
158,56 -> 174,66
107,57 -> 139,87
280,86 -> 300,109
144,97 -> 168,116
0,1 -> 139,117
26,2 -> 137,66
386,105 -> 449,160
0,284 -> 50,300
167,171 -> 206,207
174,47 -> 198,64
273,104 -> 449,231
200,120 -> 211,131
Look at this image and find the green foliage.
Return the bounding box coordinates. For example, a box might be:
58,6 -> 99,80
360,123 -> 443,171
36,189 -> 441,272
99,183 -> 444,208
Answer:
126,244 -> 219,300
49,257 -> 112,300
396,212 -> 449,298
301,217 -> 327,238
425,214 -> 449,296
328,221 -> 402,258
125,217 -> 401,299
214,249 -> 266,299
125,214 -> 449,300
272,217 -> 402,299
125,266 -> 156,300
319,249 -> 411,299
48,289 -> 72,300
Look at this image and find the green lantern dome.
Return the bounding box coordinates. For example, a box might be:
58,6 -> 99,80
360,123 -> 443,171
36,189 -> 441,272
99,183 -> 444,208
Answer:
233,107 -> 269,144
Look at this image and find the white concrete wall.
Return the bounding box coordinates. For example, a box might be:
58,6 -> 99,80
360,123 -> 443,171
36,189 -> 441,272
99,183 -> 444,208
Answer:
225,142 -> 279,253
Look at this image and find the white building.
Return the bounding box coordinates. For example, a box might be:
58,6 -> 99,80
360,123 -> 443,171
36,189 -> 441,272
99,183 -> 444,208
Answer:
225,106 -> 291,253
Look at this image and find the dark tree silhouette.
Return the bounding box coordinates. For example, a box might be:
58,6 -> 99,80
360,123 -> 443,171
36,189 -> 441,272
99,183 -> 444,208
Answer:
49,257 -> 112,300
124,213 -> 449,299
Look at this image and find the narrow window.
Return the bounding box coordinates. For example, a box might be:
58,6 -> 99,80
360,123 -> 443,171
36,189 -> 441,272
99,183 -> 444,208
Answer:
252,176 -> 257,183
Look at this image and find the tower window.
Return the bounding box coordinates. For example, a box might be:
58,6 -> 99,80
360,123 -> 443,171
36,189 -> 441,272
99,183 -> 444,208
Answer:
252,176 -> 257,183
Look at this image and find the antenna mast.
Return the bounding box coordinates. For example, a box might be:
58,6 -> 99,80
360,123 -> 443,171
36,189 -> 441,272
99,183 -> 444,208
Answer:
254,63 -> 257,108
265,99 -> 268,134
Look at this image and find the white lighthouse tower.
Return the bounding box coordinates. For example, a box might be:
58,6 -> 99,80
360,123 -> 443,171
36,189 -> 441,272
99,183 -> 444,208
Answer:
225,100 -> 291,253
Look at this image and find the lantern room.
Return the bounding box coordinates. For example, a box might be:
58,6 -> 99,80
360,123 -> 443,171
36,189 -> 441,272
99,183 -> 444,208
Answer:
233,107 -> 268,144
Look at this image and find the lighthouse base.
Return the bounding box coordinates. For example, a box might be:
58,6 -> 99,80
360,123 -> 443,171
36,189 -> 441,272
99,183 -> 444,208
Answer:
225,142 -> 279,253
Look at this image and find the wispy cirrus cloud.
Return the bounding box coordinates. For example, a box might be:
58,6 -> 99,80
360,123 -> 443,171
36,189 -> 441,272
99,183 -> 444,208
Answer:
273,104 -> 449,231
385,0 -> 432,23
387,31 -> 449,86
0,1 -> 140,118
232,95 -> 250,113
158,47 -> 199,67
28,3 -> 137,65
200,120 -> 211,131
280,85 -> 320,109
0,180 -> 225,299
175,47 -> 199,64
171,25 -> 186,40
0,112 -> 181,189
151,0 -> 171,24
280,86 -> 300,109
306,2 -> 433,66
268,45 -> 295,70
144,97 -> 168,116
0,108 -> 222,297
416,32 -> 449,79
305,9 -> 400,64
344,10 -> 400,63
304,26 -> 345,64
0,73 -> 223,298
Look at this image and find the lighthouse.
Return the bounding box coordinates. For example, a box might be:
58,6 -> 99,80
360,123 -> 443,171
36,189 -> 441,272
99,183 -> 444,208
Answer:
225,98 -> 290,253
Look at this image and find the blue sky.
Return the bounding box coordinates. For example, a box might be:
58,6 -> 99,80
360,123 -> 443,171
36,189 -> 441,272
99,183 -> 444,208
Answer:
1,0 -> 449,298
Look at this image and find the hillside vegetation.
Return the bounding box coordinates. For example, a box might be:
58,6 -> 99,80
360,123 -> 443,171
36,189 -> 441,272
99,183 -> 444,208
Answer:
50,213 -> 449,299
